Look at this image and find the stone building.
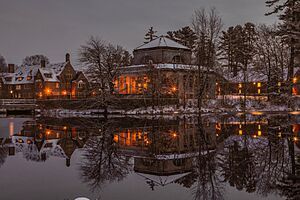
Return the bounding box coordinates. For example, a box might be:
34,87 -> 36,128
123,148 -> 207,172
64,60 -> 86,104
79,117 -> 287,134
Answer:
0,53 -> 89,99
114,36 -> 219,102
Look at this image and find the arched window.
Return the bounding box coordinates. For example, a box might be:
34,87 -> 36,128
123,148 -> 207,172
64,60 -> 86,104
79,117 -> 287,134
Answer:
172,55 -> 184,64
142,55 -> 153,64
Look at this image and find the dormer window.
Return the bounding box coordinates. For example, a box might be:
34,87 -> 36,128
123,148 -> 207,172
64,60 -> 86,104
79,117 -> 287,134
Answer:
16,77 -> 23,81
27,76 -> 32,80
44,73 -> 52,78
5,77 -> 12,82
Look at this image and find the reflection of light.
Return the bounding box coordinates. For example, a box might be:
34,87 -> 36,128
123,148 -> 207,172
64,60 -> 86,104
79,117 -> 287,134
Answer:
9,122 -> 14,136
251,111 -> 264,116
258,131 -> 262,136
290,111 -> 300,115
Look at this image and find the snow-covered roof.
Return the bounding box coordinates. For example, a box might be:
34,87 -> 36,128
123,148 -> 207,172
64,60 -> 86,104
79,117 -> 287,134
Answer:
2,62 -> 68,85
121,63 -> 198,72
135,36 -> 190,51
136,172 -> 191,186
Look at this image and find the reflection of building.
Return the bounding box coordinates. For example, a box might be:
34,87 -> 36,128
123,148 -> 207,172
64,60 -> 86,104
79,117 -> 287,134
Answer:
10,119 -> 88,166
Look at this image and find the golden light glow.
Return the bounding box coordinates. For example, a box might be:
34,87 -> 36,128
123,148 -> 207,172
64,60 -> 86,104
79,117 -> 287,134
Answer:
45,88 -> 51,95
278,82 -> 281,87
239,89 -> 242,94
63,126 -> 67,130
62,90 -> 67,95
258,131 -> 262,136
253,135 -> 257,138
258,125 -> 261,130
239,130 -> 243,135
257,82 -> 261,87
258,89 -> 261,94
293,136 -> 298,142
38,92 -> 43,98
278,132 -> 282,137
171,86 -> 177,92
10,90 -> 13,94
293,77 -> 297,84
238,83 -> 242,88
46,130 -> 51,135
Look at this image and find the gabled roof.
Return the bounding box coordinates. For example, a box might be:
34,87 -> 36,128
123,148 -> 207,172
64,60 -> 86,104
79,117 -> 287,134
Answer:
2,62 -> 68,84
135,36 -> 190,51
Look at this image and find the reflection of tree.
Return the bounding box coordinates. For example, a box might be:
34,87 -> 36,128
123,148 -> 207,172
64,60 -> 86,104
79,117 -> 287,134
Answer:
219,140 -> 256,192
277,138 -> 300,200
192,115 -> 224,200
0,146 -> 7,168
80,121 -> 131,191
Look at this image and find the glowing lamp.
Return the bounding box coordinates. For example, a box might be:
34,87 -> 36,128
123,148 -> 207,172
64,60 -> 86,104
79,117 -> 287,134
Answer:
10,90 -> 13,94
294,137 -> 298,142
293,77 -> 297,83
62,90 -> 67,95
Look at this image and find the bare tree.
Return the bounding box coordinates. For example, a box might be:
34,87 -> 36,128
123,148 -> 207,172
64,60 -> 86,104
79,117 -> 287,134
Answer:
191,7 -> 223,110
22,54 -> 49,66
78,36 -> 130,114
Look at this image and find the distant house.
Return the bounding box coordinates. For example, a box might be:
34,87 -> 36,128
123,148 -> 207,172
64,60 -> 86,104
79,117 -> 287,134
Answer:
0,53 -> 89,99
217,67 -> 288,96
114,36 -> 220,101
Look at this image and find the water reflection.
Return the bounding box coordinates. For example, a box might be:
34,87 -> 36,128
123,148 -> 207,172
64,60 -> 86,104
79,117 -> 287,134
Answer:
0,114 -> 299,200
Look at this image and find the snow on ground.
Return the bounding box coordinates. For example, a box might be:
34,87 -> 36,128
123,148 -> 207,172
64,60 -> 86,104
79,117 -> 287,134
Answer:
39,95 -> 300,117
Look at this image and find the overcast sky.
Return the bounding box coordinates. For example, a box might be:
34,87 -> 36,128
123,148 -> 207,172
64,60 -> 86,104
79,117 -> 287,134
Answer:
0,0 -> 277,65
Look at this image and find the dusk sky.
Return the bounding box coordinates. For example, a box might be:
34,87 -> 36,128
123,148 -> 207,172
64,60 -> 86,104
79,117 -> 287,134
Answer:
0,0 -> 277,65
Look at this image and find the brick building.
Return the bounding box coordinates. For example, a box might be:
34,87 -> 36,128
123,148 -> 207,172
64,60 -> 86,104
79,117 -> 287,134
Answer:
0,53 -> 89,99
114,36 -> 219,101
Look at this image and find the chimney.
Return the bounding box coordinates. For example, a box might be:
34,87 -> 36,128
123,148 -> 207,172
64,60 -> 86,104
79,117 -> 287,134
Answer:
41,60 -> 46,68
66,53 -> 70,62
8,64 -> 15,73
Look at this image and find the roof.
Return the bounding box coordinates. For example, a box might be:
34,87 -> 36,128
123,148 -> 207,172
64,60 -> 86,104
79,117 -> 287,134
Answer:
135,36 -> 190,51
2,62 -> 68,85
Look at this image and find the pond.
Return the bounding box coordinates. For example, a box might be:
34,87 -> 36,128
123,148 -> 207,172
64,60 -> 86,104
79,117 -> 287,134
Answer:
0,114 -> 299,200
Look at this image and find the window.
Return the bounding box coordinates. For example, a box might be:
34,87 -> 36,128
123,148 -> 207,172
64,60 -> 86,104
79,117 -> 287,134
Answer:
55,83 -> 60,89
24,84 -> 31,89
66,73 -> 72,79
27,76 -> 32,80
44,73 -> 52,78
172,55 -> 184,64
78,82 -> 84,89
16,85 -> 21,90
5,77 -> 12,82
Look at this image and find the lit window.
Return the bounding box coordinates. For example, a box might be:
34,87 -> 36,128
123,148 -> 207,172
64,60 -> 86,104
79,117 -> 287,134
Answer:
55,83 -> 60,89
238,83 -> 242,88
239,130 -> 243,135
239,89 -> 242,94
27,76 -> 32,80
257,82 -> 261,87
16,85 -> 21,90
78,82 -> 84,89
258,89 -> 261,94
278,82 -> 281,87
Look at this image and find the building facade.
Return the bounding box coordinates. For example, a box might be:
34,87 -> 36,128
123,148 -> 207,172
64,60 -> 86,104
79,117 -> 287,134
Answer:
114,36 -> 218,101
0,54 -> 89,99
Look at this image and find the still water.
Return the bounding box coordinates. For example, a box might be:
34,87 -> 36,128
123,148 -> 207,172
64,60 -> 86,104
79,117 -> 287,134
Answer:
0,114 -> 299,200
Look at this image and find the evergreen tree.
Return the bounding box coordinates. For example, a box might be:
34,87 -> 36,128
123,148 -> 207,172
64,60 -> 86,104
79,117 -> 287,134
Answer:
166,26 -> 197,49
144,27 -> 158,43
266,0 -> 300,80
